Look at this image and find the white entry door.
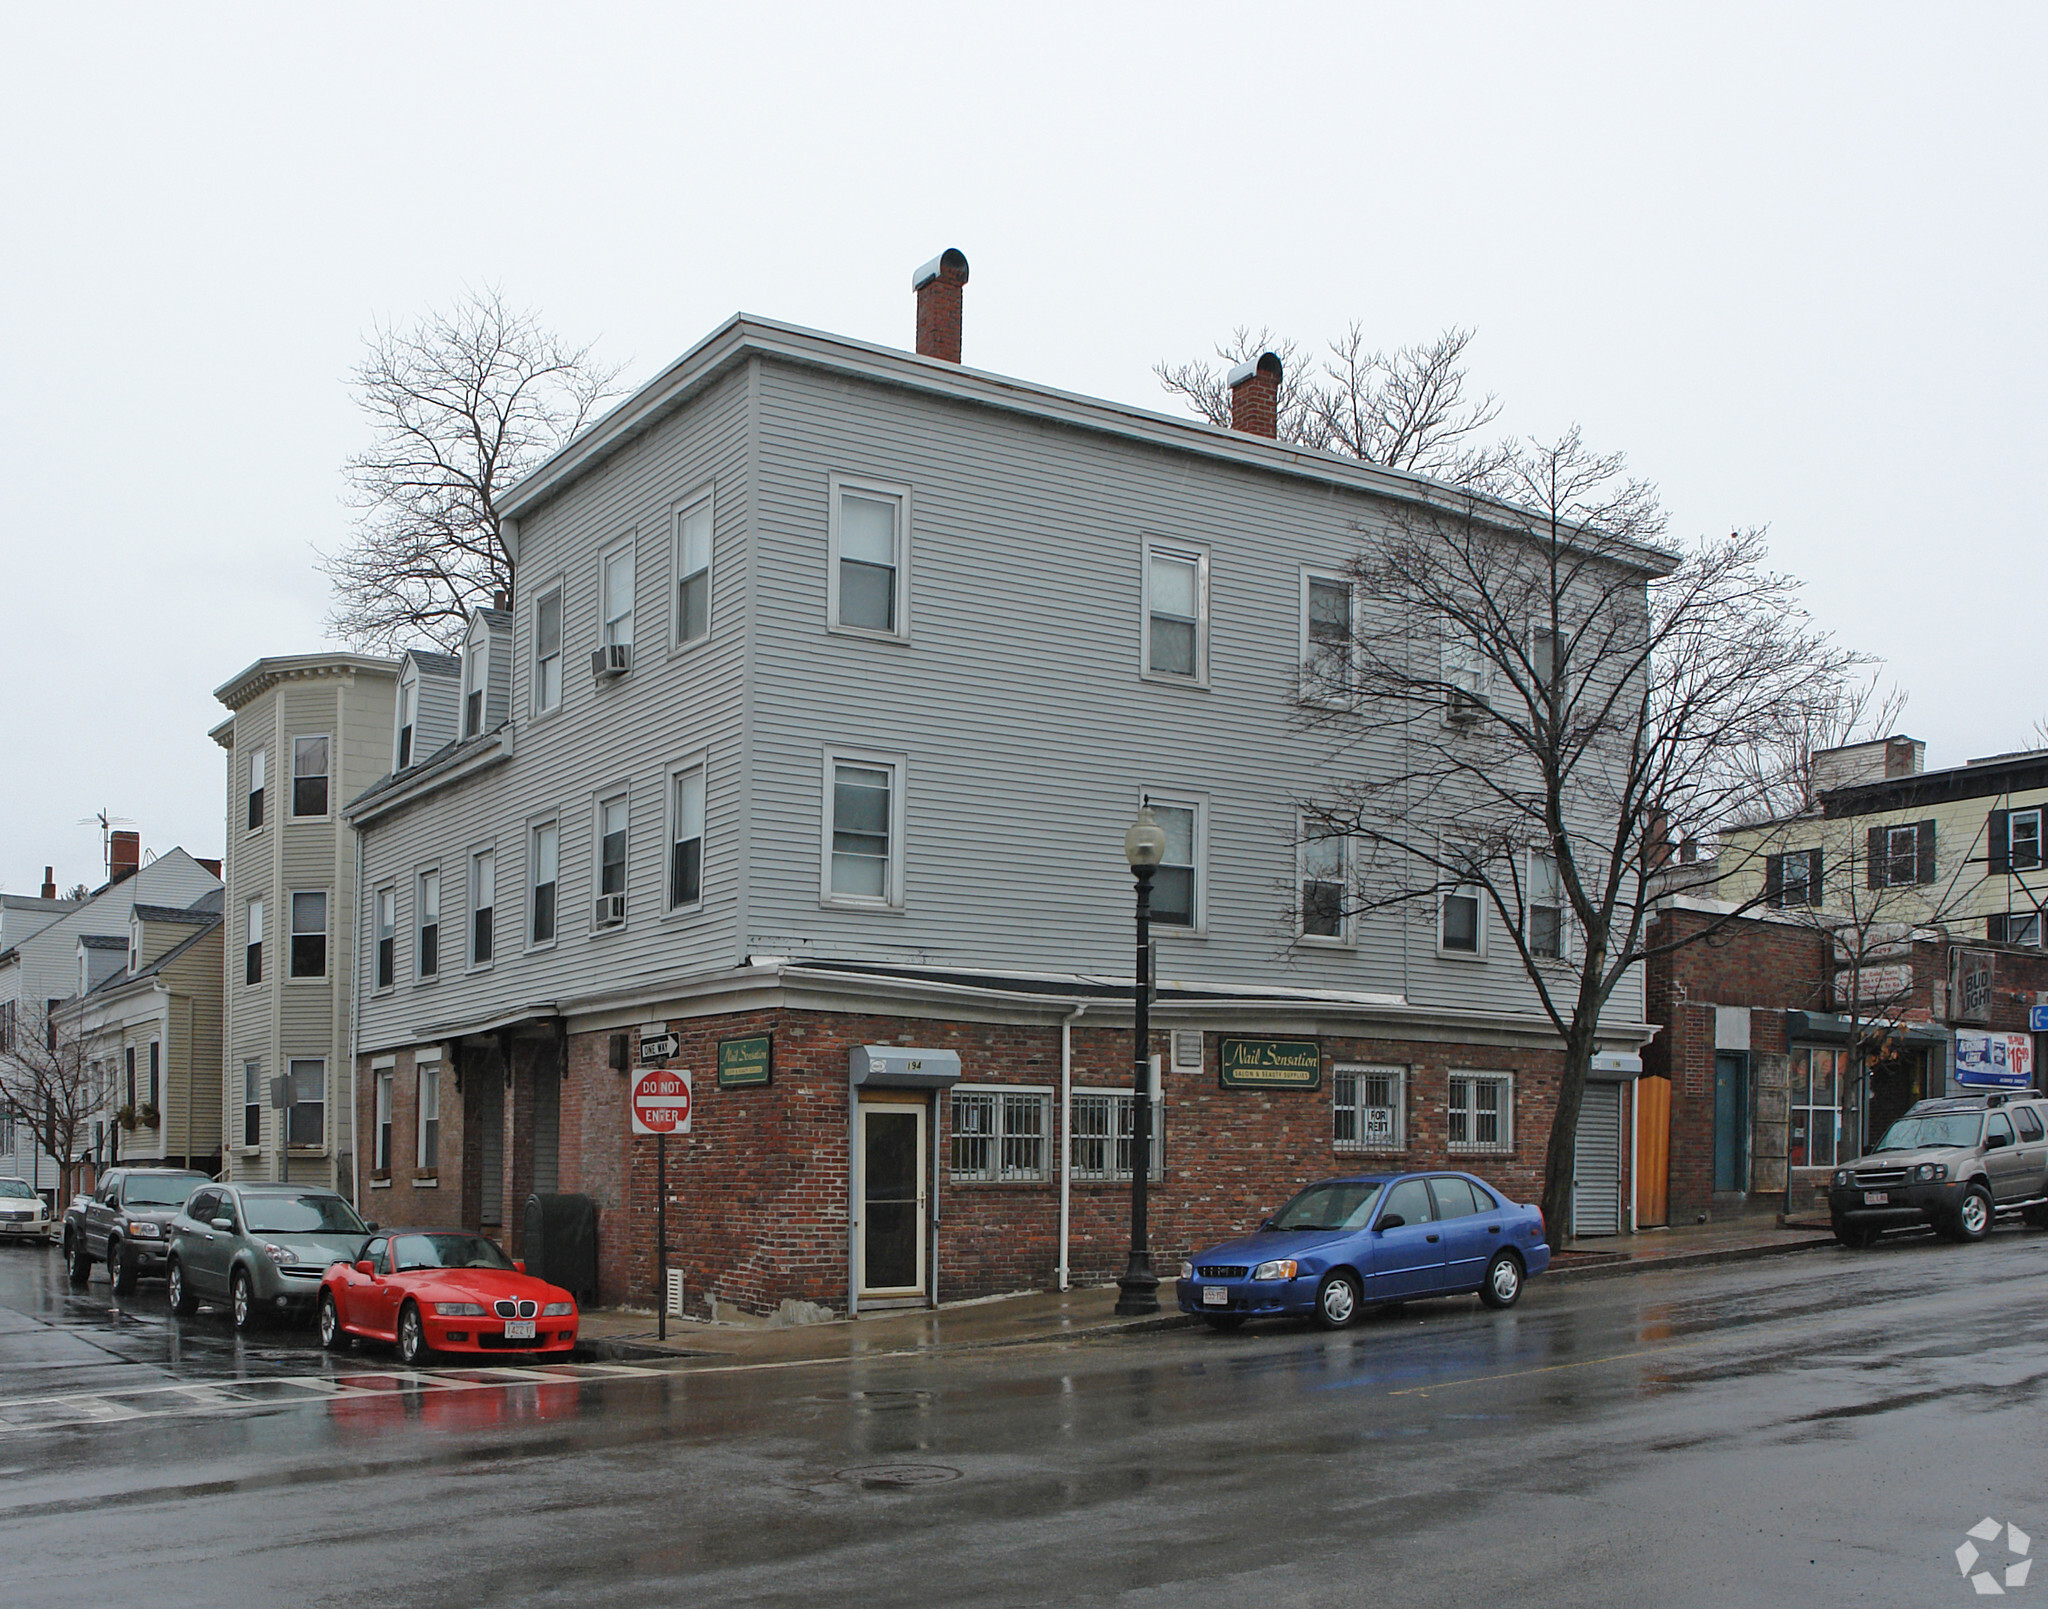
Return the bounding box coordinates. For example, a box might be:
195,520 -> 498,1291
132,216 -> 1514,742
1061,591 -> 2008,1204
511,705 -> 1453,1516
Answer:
858,1101 -> 927,1297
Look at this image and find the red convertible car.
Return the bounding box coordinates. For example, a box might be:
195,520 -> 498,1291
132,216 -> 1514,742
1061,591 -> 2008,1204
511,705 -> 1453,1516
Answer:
319,1229 -> 579,1365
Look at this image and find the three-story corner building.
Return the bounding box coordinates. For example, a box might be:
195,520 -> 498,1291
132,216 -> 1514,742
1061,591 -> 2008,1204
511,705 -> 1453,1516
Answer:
345,253 -> 1662,1316
212,653 -> 399,1193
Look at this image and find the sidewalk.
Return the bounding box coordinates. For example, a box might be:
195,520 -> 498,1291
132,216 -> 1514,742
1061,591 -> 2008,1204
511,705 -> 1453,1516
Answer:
575,1218 -> 1835,1364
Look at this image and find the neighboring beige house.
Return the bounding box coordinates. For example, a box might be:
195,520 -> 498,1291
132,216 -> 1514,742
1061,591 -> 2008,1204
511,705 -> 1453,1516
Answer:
59,896 -> 225,1173
212,652 -> 399,1196
1717,737 -> 2048,944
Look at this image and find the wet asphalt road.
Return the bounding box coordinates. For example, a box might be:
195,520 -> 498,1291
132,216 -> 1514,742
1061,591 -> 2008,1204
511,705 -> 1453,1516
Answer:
1,1230 -> 2045,1608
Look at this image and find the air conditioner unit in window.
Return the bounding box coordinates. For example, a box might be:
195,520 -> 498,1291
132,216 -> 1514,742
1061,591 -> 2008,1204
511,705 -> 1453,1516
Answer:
592,893 -> 626,929
1444,690 -> 1484,724
591,643 -> 633,681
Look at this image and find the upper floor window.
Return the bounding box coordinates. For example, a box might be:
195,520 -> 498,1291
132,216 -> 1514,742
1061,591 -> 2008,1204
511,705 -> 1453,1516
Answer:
1993,806 -> 2043,876
1298,822 -> 1348,941
292,735 -> 329,817
1528,852 -> 1566,957
463,622 -> 488,738
395,672 -> 418,769
530,820 -> 559,946
602,542 -> 636,650
417,870 -> 440,978
247,747 -> 266,831
1142,793 -> 1200,930
830,479 -> 908,638
372,1068 -> 392,1173
1765,848 -> 1822,908
244,897 -> 263,985
1440,856 -> 1483,956
533,585 -> 563,715
670,764 -> 705,910
374,887 -> 395,989
1143,541 -> 1207,681
290,891 -> 328,978
674,494 -> 712,647
287,1058 -> 325,1147
470,849 -> 496,966
1441,630 -> 1488,721
1869,821 -> 1935,888
825,754 -> 902,906
597,794 -> 628,910
1991,909 -> 2044,947
1302,573 -> 1354,695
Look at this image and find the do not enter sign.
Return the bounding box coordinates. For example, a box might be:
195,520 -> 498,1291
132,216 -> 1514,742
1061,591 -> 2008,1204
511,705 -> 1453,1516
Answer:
631,1068 -> 693,1135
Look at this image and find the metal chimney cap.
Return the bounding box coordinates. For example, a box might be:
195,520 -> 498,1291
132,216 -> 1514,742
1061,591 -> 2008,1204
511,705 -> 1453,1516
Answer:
1226,351 -> 1284,388
912,248 -> 970,290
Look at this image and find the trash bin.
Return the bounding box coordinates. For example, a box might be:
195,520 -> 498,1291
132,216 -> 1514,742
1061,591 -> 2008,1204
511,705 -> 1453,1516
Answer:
522,1192 -> 599,1305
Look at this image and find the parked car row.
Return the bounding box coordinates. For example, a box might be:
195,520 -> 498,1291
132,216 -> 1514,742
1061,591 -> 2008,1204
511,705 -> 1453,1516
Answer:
51,1166 -> 578,1361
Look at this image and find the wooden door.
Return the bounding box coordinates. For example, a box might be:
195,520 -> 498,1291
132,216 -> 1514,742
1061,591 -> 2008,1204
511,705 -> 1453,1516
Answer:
1635,1075 -> 1671,1227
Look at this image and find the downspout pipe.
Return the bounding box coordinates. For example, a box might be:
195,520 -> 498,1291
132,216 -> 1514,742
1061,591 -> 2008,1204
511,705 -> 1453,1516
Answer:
1059,1003 -> 1087,1291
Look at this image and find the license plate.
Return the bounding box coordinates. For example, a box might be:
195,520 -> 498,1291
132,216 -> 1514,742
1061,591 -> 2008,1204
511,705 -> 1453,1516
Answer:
1863,1191 -> 1889,1205
504,1319 -> 537,1340
1201,1287 -> 1227,1306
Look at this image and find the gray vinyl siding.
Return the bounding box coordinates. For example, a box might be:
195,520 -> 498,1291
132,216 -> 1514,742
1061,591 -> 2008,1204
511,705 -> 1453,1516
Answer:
353,366 -> 754,1053
414,667 -> 460,761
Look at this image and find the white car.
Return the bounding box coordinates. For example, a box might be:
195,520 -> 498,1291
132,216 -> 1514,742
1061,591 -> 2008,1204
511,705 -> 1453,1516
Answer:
0,1178 -> 53,1242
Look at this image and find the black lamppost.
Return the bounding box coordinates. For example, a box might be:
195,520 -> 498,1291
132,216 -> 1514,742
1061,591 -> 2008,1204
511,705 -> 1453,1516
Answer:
1116,807 -> 1166,1317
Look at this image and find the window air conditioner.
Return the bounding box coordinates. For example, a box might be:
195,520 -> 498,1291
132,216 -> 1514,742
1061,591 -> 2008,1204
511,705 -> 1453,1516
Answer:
592,893 -> 627,929
591,643 -> 633,681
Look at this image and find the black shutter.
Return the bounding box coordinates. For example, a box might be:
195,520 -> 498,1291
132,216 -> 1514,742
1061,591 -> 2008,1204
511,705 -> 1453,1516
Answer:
1867,826 -> 1885,888
1916,819 -> 1937,884
1764,854 -> 1784,907
1989,809 -> 2011,876
1806,848 -> 1824,906
1989,914 -> 2009,944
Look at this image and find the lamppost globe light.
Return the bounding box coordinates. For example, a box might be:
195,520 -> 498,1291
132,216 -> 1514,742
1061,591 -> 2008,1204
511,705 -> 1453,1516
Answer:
1125,807 -> 1167,869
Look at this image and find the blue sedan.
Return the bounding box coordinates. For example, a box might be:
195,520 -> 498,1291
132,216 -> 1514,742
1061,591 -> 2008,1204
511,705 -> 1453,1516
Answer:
1175,1171 -> 1551,1330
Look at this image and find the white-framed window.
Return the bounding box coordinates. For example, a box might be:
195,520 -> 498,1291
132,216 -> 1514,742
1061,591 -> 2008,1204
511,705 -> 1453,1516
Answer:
470,848 -> 496,967
1996,909 -> 2045,947
1439,855 -> 1483,957
1441,628 -> 1488,721
1071,1089 -> 1164,1181
462,615 -> 489,738
394,669 -> 419,769
1141,792 -> 1202,932
1446,1071 -> 1514,1154
289,891 -> 328,978
246,746 -> 266,831
1529,623 -> 1561,690
372,1066 -> 393,1173
128,918 -> 141,974
292,735 -> 330,817
596,792 -> 629,904
823,751 -> 905,907
1873,820 -> 1934,887
949,1086 -> 1053,1183
1765,848 -> 1822,909
241,1059 -> 261,1148
2010,808 -> 2042,873
287,1058 -> 325,1148
828,476 -> 909,638
601,538 -> 636,650
1298,820 -> 1349,942
416,1057 -> 441,1171
1301,570 -> 1355,696
1789,1046 -> 1845,1168
533,582 -> 564,716
529,819 -> 560,946
669,762 -> 706,911
416,869 -> 440,979
1527,852 -> 1566,959
1143,540 -> 1208,681
673,491 -> 713,648
373,886 -> 396,990
1335,1065 -> 1405,1150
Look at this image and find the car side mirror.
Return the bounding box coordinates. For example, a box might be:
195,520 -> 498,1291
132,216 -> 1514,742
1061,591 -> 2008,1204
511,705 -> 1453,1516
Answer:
1987,1132 -> 2011,1150
211,1218 -> 233,1232
514,1259 -> 527,1275
1377,1214 -> 1406,1233
363,1220 -> 379,1232
355,1259 -> 375,1276
1259,1219 -> 1276,1232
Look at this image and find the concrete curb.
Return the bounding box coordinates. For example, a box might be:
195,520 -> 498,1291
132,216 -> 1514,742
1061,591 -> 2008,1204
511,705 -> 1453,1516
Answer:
1545,1234 -> 1836,1282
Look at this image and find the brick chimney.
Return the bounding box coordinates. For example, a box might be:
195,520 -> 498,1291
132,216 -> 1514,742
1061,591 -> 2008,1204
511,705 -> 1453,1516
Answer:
1227,352 -> 1284,438
912,249 -> 970,363
196,857 -> 222,880
109,830 -> 140,883
1643,810 -> 1673,872
41,867 -> 56,901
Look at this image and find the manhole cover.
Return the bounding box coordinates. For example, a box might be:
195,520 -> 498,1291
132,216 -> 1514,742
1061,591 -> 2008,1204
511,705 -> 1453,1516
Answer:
836,1463 -> 962,1489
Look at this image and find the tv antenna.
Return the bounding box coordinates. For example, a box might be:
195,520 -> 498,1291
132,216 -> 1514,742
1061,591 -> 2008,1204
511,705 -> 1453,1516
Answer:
77,810 -> 135,878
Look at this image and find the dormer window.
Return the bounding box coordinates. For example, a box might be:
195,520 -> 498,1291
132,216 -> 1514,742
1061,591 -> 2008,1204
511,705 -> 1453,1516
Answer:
395,670 -> 419,769
463,620 -> 488,739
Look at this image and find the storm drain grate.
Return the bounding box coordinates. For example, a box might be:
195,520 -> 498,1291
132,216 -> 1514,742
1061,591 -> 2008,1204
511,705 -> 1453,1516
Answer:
836,1463 -> 962,1489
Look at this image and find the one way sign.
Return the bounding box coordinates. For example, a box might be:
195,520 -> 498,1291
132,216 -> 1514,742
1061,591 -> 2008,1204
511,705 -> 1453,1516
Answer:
638,1028 -> 680,1062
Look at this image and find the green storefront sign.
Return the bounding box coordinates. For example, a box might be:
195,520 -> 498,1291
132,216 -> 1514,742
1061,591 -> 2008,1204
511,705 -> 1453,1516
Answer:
1218,1038 -> 1321,1090
717,1034 -> 773,1089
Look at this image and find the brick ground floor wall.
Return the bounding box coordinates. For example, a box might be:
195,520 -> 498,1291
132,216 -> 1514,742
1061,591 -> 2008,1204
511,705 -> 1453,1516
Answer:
370,1007 -> 1573,1316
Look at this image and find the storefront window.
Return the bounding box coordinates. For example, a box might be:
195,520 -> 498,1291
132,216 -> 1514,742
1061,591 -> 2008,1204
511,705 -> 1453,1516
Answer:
1790,1045 -> 1847,1167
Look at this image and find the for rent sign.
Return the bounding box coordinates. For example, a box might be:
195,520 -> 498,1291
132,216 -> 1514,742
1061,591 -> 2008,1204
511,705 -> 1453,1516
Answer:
1218,1038 -> 1322,1090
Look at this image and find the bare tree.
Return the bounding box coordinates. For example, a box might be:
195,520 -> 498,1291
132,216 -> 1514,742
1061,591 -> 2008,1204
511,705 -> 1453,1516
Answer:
1293,427 -> 1875,1238
322,289 -> 625,653
1723,671 -> 1910,823
0,1003 -> 105,1202
1156,324 -> 1501,478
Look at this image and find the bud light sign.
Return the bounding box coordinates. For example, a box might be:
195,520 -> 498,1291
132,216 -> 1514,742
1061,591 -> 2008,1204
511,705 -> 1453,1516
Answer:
1954,1031 -> 2034,1090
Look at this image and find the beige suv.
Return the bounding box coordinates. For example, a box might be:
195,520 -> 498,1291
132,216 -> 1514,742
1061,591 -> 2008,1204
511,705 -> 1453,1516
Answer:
1828,1095 -> 2048,1247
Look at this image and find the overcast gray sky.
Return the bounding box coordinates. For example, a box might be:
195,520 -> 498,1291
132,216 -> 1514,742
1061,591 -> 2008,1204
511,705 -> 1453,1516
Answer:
3,3 -> 2042,895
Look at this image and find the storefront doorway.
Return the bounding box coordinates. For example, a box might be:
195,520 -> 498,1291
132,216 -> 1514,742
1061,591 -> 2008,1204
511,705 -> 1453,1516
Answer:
1713,1051 -> 1749,1195
857,1099 -> 927,1299
1866,1043 -> 1929,1150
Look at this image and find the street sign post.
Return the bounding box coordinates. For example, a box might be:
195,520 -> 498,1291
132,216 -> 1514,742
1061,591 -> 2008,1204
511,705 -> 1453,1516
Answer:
630,1067 -> 691,1339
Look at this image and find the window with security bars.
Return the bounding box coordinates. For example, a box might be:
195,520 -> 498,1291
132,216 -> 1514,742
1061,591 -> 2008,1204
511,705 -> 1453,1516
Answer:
1446,1072 -> 1513,1153
949,1089 -> 1052,1183
1333,1065 -> 1406,1151
1071,1091 -> 1163,1181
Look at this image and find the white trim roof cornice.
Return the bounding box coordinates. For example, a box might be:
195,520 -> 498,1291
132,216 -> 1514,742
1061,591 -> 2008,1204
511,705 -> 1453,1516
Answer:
213,652 -> 401,712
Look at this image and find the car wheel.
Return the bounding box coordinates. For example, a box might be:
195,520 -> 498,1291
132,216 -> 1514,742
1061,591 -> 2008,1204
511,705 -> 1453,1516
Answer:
397,1301 -> 433,1367
66,1237 -> 90,1287
319,1293 -> 349,1352
108,1241 -> 137,1295
167,1258 -> 199,1317
1313,1271 -> 1362,1329
1952,1186 -> 1993,1243
1201,1314 -> 1246,1333
231,1267 -> 257,1332
1479,1251 -> 1524,1309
